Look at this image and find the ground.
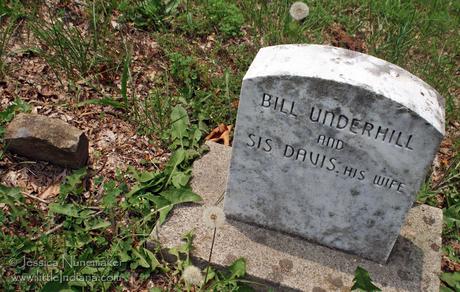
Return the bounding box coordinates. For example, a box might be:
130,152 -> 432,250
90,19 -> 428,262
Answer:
0,0 -> 458,291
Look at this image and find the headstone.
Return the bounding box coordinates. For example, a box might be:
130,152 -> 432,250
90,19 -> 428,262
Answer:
5,113 -> 89,168
224,44 -> 444,263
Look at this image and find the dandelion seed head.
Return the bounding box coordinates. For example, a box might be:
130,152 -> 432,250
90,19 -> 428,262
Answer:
183,265 -> 203,286
289,1 -> 309,21
202,206 -> 225,229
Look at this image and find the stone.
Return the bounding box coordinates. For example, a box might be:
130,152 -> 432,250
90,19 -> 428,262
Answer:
159,142 -> 442,291
5,113 -> 89,168
224,44 -> 445,263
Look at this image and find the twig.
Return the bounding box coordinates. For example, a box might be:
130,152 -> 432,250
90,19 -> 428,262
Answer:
23,192 -> 49,204
91,156 -> 108,177
87,206 -> 102,211
32,222 -> 64,240
432,159 -> 460,190
215,191 -> 225,206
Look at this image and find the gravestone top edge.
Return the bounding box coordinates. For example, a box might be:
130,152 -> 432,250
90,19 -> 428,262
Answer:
243,44 -> 445,135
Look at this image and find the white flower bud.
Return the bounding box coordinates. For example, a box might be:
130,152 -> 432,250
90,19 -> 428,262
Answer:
202,206 -> 225,229
290,2 -> 310,21
183,265 -> 203,286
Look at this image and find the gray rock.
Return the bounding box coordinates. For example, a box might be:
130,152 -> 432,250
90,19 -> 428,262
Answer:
5,113 -> 89,168
224,45 -> 444,263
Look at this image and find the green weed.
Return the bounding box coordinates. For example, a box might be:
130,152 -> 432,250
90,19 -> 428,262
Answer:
173,0 -> 244,38
441,157 -> 460,240
0,98 -> 30,138
441,272 -> 460,291
30,8 -> 121,85
351,266 -> 381,291
0,0 -> 25,79
420,143 -> 460,288
207,0 -> 244,37
0,105 -> 209,290
155,35 -> 242,126
131,73 -> 177,144
0,18 -> 15,78
118,0 -> 181,30
0,0 -> 26,20
240,0 -> 304,45
169,52 -> 199,96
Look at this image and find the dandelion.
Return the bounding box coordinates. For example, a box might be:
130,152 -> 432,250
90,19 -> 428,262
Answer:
202,206 -> 225,229
183,265 -> 203,286
289,1 -> 310,21
202,206 -> 225,285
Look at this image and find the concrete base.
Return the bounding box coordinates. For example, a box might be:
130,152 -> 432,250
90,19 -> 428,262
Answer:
159,142 -> 442,291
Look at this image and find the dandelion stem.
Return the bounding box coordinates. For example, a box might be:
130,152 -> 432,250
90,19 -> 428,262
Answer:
204,227 -> 217,285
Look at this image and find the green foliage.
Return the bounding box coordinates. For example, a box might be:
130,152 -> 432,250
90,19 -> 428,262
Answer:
351,266 -> 381,292
0,184 -> 48,291
169,104 -> 203,150
118,0 -> 181,30
134,80 -> 176,143
124,104 -> 205,225
121,49 -> 131,110
0,98 -> 30,153
441,272 -> 460,291
0,159 -> 178,290
0,184 -> 25,221
76,97 -> 125,109
239,0 -> 302,45
102,179 -> 122,210
59,168 -> 87,199
0,106 -> 206,290
417,181 -> 437,206
0,0 -> 29,78
0,98 -> 31,141
423,153 -> 460,272
0,0 -> 26,20
174,0 -> 244,38
0,16 -> 15,78
205,258 -> 255,291
30,11 -> 121,83
207,0 -> 244,37
168,52 -> 201,101
156,38 -> 240,126
168,235 -> 252,291
238,0 -> 458,120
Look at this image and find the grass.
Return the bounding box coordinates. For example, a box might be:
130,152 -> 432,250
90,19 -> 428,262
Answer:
0,0 -> 26,79
0,0 -> 459,290
0,16 -> 15,79
30,2 -> 124,88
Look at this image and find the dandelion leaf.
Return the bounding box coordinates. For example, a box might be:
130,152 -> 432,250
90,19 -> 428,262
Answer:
351,266 -> 381,291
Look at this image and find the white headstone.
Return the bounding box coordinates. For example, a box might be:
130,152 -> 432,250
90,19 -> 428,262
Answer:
224,44 -> 444,263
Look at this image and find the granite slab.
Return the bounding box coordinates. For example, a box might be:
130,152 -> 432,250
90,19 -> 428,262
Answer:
159,142 -> 442,291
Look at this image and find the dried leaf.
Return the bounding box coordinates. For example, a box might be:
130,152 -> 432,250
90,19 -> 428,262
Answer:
205,124 -> 233,145
205,126 -> 221,140
39,183 -> 60,199
221,125 -> 233,146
